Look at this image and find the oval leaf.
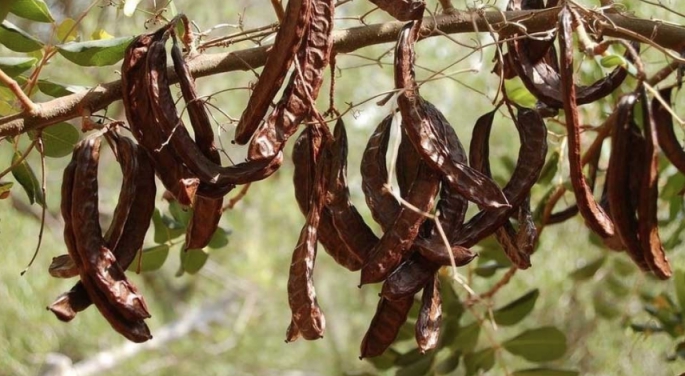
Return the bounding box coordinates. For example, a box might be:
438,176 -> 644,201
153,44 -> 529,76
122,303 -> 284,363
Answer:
56,36 -> 133,66
435,351 -> 460,375
395,353 -> 435,376
599,55 -> 626,68
207,227 -> 230,249
464,348 -> 495,376
449,322 -> 480,352
11,151 -> 44,206
10,0 -> 53,22
493,289 -> 539,326
512,369 -> 579,376
129,244 -> 170,273
37,79 -> 88,98
0,1 -> 18,23
674,269 -> 685,313
503,327 -> 567,362
569,256 -> 606,281
30,122 -> 80,158
0,20 -> 43,52
152,209 -> 185,244
0,57 -> 36,77
179,248 -> 209,275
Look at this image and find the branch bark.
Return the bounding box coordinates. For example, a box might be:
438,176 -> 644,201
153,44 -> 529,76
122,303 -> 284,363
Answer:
1,8 -> 683,138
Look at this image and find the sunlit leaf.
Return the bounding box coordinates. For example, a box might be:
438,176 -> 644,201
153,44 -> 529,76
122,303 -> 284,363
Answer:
569,256 -> 605,281
464,348 -> 495,376
512,369 -> 579,376
129,244 -> 169,273
502,327 -> 567,362
599,55 -> 626,68
0,57 -> 36,77
91,28 -> 114,40
37,79 -> 88,98
10,0 -> 53,22
505,77 -> 536,108
29,122 -> 80,158
56,36 -> 133,66
123,0 -> 143,16
178,248 -> 209,275
152,209 -> 185,244
493,289 -> 539,326
11,150 -> 44,206
56,18 -> 78,43
0,20 -> 43,52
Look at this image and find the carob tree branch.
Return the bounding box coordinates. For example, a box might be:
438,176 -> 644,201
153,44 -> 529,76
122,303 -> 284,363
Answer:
0,8 -> 684,138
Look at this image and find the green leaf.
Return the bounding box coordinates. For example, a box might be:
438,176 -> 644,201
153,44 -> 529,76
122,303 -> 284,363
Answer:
450,322 -> 480,352
537,150 -> 560,186
55,18 -> 78,43
503,327 -> 567,362
128,244 -> 169,272
0,20 -> 43,52
207,227 -> 230,249
395,353 -> 434,376
493,289 -> 539,326
604,274 -> 629,296
152,209 -> 185,244
464,348 -> 495,376
178,248 -> 209,275
10,0 -> 53,22
29,122 -> 80,158
56,36 -> 134,67
661,172 -> 685,199
434,350 -> 460,375
599,55 -> 626,68
474,259 -> 508,277
0,181 -> 13,199
569,256 -> 606,281
612,257 -> 636,276
37,79 -> 88,98
394,348 -> 424,367
366,348 -> 399,370
512,369 -> 579,376
169,200 -> 191,226
505,77 -> 537,108
674,269 -> 685,313
630,323 -> 664,334
439,276 -> 463,319
10,151 -> 44,206
0,57 -> 36,77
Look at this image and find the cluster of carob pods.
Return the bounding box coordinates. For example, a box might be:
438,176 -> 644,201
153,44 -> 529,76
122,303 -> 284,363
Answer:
43,0 -> 683,357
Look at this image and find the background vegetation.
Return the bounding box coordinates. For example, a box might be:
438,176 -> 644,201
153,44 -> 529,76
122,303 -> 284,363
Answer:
0,0 -> 684,375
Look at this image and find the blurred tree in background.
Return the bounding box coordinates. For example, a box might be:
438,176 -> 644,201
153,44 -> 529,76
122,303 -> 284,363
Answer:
1,0 -> 685,375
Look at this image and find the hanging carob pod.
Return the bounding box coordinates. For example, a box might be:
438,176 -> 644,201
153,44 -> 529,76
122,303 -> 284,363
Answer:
505,1 -> 638,109
286,124 -> 331,341
50,138 -> 152,343
637,87 -> 672,279
234,0 -> 313,144
557,7 -> 621,246
49,136 -> 157,324
654,87 -> 685,174
169,35 -> 226,250
415,274 -> 442,354
144,30 -> 283,193
449,105 -> 547,250
606,94 -> 651,271
394,20 -> 509,210
121,25 -> 200,206
292,127 -> 367,270
249,0 -> 335,161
